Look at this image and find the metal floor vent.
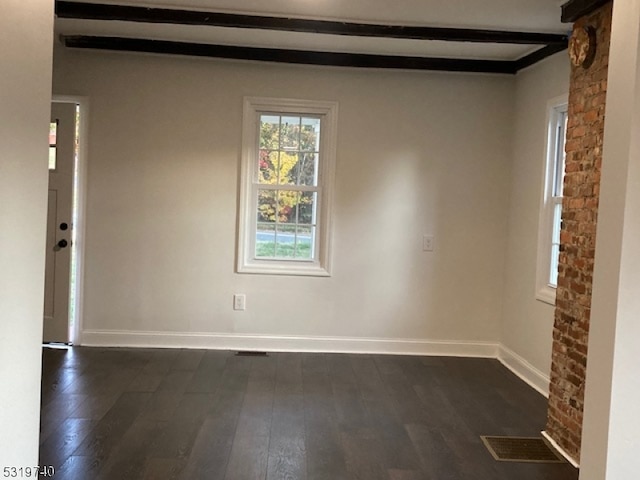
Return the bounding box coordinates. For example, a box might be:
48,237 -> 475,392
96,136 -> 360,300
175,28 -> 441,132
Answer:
236,351 -> 269,357
480,436 -> 565,463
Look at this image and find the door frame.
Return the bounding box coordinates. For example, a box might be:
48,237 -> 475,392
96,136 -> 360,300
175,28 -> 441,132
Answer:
52,95 -> 89,345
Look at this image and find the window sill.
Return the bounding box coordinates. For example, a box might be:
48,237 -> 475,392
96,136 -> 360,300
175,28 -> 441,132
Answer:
536,286 -> 557,306
237,261 -> 331,277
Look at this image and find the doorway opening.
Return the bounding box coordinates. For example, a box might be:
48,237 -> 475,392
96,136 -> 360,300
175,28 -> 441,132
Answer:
43,97 -> 88,346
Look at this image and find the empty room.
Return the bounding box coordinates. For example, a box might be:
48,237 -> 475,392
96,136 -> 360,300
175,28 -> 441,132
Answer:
2,0 -> 640,479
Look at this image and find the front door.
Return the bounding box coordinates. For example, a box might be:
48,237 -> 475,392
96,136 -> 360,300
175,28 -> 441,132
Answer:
43,102 -> 75,343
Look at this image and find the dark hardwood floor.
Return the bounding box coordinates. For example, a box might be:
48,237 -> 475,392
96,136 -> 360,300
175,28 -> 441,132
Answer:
39,347 -> 579,480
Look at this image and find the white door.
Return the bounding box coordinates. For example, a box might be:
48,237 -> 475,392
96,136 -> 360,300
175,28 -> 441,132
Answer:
43,102 -> 75,343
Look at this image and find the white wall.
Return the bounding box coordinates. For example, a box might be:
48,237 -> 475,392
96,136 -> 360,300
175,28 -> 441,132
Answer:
0,0 -> 54,466
500,52 -> 570,391
53,47 -> 514,352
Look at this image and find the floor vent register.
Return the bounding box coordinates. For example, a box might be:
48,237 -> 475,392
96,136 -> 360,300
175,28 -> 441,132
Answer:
481,436 -> 566,463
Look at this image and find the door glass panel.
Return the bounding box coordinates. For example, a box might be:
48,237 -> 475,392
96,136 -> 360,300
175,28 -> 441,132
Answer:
49,121 -> 58,170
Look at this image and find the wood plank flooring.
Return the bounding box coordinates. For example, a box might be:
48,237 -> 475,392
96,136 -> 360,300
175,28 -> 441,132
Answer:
39,347 -> 579,480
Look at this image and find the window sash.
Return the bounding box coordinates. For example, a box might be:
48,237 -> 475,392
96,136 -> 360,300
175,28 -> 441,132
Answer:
255,113 -> 322,188
250,184 -> 322,262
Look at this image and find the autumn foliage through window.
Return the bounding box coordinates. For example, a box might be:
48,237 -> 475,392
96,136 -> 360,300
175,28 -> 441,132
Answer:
255,114 -> 321,260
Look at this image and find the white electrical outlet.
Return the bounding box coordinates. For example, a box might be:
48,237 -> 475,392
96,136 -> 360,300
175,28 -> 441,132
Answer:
233,294 -> 246,311
423,235 -> 434,252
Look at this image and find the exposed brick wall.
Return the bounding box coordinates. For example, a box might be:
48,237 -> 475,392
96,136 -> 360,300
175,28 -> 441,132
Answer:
546,2 -> 612,462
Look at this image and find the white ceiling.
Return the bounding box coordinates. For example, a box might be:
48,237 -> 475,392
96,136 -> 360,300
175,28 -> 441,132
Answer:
55,0 -> 571,63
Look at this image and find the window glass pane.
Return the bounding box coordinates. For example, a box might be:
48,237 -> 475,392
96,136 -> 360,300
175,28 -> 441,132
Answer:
551,202 -> 562,244
293,153 -> 318,186
48,147 -> 57,170
295,225 -> 314,259
258,150 -> 278,184
300,117 -> 321,152
257,189 -> 277,223
277,152 -> 299,185
281,116 -> 300,150
298,192 -> 316,225
549,202 -> 563,287
49,121 -> 57,145
255,223 -> 276,258
49,121 -> 57,170
553,110 -> 568,197
550,244 -> 560,287
259,115 -> 280,149
277,190 -> 299,223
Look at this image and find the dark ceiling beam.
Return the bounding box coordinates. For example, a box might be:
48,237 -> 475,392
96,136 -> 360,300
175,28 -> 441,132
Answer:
514,43 -> 568,71
61,35 -> 516,73
561,0 -> 611,23
56,1 -> 568,46
61,35 -> 565,75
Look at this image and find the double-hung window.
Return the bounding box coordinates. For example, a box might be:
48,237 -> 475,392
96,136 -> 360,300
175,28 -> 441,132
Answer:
536,97 -> 568,304
237,97 -> 338,276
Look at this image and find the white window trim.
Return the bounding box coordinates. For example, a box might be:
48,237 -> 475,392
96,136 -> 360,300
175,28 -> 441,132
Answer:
536,95 -> 568,305
237,97 -> 338,276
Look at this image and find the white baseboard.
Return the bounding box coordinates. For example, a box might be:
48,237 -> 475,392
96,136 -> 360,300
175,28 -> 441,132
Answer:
79,331 -> 551,396
497,345 -> 550,397
80,329 -> 499,357
79,331 -> 551,394
541,430 -> 580,468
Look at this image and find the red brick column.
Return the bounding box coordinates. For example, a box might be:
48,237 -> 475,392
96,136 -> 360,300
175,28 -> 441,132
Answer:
546,2 -> 612,462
